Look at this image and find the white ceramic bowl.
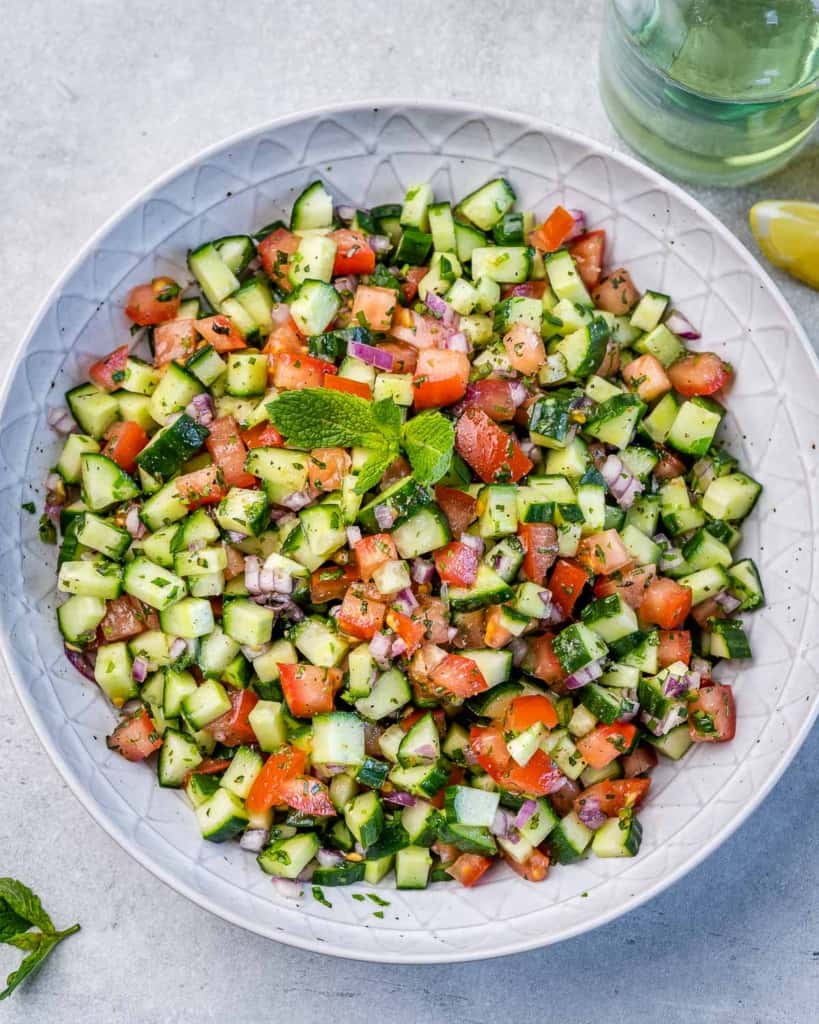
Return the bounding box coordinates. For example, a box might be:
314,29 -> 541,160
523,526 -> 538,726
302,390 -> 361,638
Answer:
1,102 -> 817,963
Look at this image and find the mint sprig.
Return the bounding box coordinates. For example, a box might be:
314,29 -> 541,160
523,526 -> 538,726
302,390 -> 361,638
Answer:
266,388 -> 455,493
0,878 -> 80,1000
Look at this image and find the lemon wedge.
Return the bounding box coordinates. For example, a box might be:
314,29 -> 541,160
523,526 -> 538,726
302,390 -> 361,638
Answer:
749,200 -> 819,289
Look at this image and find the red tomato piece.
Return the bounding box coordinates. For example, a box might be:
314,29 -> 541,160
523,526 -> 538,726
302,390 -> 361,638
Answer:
99,594 -> 150,643
640,577 -> 693,630
483,605 -> 514,650
307,447 -> 352,494
504,749 -> 565,796
594,563 -> 657,610
568,230 -> 605,289
322,374 -> 372,400
503,848 -> 550,882
278,664 -> 342,718
653,448 -> 687,481
273,352 -> 335,390
621,744 -> 658,778
429,653 -> 488,698
206,688 -> 259,746
519,523 -> 559,586
433,542 -> 479,587
330,229 -> 376,276
622,353 -> 672,403
658,629 -> 692,667
89,345 -> 129,392
464,378 -> 517,422
574,778 -> 651,819
278,776 -> 336,816
262,317 -> 303,356
338,586 -> 389,640
246,745 -> 307,813
125,277 -> 181,325
500,281 -> 549,300
258,227 -> 300,291
242,422 -> 284,449
400,266 -> 428,304
153,318 -> 198,366
592,268 -> 640,314
107,708 -> 162,762
410,598 -> 451,645
455,407 -> 533,484
386,609 -> 426,656
576,530 -> 632,576
413,349 -> 470,410
522,633 -> 565,685
355,534 -> 398,580
688,684 -> 736,743
668,352 -> 733,397
434,485 -> 478,536
530,205 -> 576,253
194,315 -> 246,353
103,420 -> 149,474
548,558 -> 590,616
469,724 -> 511,777
224,545 -> 246,580
309,565 -> 360,604
503,323 -> 546,375
446,853 -> 494,888
576,724 -> 638,769
378,341 -> 418,374
185,758 -> 232,784
174,465 -> 227,509
351,284 -> 398,332
503,694 -> 559,732
206,415 -> 257,488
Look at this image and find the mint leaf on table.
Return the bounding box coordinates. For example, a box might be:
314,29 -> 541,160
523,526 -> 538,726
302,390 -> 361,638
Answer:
266,388 -> 376,449
402,411 -> 455,485
0,878 -> 80,1000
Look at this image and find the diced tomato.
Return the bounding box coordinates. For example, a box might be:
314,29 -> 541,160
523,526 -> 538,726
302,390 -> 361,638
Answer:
323,374 -> 372,400
273,352 -> 335,390
174,465 -> 227,509
523,633 -> 565,685
125,277 -> 181,325
310,564 -> 360,604
500,281 -> 549,300
103,420 -> 149,474
464,378 -> 517,421
483,605 -> 513,649
245,744 -> 306,813
206,416 -> 257,488
621,744 -> 658,778
503,848 -> 550,882
194,315 -> 246,353
668,352 -> 733,397
386,609 -> 426,656
505,749 -> 565,796
592,268 -> 639,314
410,598 -> 451,644
658,629 -> 692,667
691,596 -> 725,630
99,595 -> 150,643
639,577 -> 692,630
89,345 -> 129,392
622,353 -> 671,403
336,586 -> 387,640
400,266 -> 428,304
355,534 -> 398,580
688,684 -> 736,743
262,317 -> 303,356
278,663 -> 342,717
455,407 -> 533,484
351,284 -> 397,332
107,708 -> 162,762
652,448 -> 687,481
224,545 -> 245,580
258,227 -> 300,290
594,563 -> 656,610
470,724 -> 511,777
434,485 -> 478,536
530,205 -> 576,253
446,853 -> 494,887
503,323 -> 546,375
378,341 -> 418,374
568,230 -> 605,289
206,688 -> 259,746
576,530 -> 632,576
432,841 -> 460,864
548,558 -> 590,616
504,694 -> 559,732
307,447 -> 352,493
576,724 -> 637,769
186,758 -> 232,782
153,318 -> 199,366
429,653 -> 488,698
278,775 -> 336,816
413,349 -> 470,410
433,541 -> 479,587
329,229 -> 376,276
574,778 -> 651,818
452,609 -> 486,649
519,523 -> 558,585
242,422 -> 284,449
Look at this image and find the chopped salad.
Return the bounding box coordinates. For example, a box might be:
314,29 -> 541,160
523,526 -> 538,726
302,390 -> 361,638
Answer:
46,176 -> 764,896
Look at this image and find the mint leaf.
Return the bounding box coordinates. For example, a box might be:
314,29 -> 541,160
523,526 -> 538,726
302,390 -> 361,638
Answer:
0,880 -> 53,934
372,398 -> 402,440
402,412 -> 455,485
267,388 -> 376,449
0,906 -> 29,943
354,445 -> 398,495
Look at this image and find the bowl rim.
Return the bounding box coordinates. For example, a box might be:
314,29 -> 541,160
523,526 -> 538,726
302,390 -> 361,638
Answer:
2,98 -> 817,963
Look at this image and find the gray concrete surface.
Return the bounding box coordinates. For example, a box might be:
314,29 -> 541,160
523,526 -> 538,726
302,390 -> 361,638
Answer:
1,2 -> 817,1021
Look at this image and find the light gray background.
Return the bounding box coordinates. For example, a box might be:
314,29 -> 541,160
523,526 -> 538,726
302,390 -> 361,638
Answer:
1,2 -> 817,1021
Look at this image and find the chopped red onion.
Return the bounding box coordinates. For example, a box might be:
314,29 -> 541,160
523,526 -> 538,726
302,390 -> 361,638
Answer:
490,550 -> 517,580
539,588 -> 553,610
518,439 -> 542,464
44,502 -> 63,523
514,799 -> 538,829
566,209 -> 587,241
508,381 -> 529,407
348,340 -> 394,370
169,637 -> 187,660
368,234 -> 392,254
383,790 -> 417,807
445,331 -> 470,353
124,505 -> 146,539
424,291 -> 459,327
346,525 -> 362,547
374,503 -> 397,530
316,848 -> 345,868
412,742 -> 437,760
665,309 -> 701,340
270,303 -> 292,326
564,658 -> 605,690
244,555 -> 262,595
600,454 -> 644,510
577,797 -> 607,830
510,638 -> 528,667
64,646 -> 96,681
131,656 -> 149,684
240,829 -> 269,853
47,406 -> 78,434
640,704 -> 688,736
271,878 -> 303,901
714,590 -> 742,614
328,604 -> 342,620
261,554 -> 294,594
692,458 -> 717,491
446,626 -> 458,643
120,698 -> 143,716
185,392 -> 214,427
296,862 -> 316,883
460,534 -> 484,556
394,587 -> 418,612
617,695 -> 641,722
691,656 -> 711,678
391,637 -> 408,658
335,205 -> 356,222
279,489 -> 315,512
411,558 -> 435,584
251,593 -> 305,621
659,546 -> 684,572
334,274 -> 359,294
369,631 -> 393,669
490,807 -> 516,838
45,472 -> 62,493
225,529 -> 248,544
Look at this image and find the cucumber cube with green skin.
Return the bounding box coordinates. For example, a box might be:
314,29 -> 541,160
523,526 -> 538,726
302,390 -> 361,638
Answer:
158,729 -> 203,788
57,594 -> 107,646
620,523 -> 662,565
445,786 -> 500,828
225,351 -> 269,397
667,396 -> 724,456
94,641 -> 137,706
292,616 -> 349,668
258,832 -> 319,879
356,476 -> 432,532
514,581 -> 553,618
550,811 -> 593,864
579,684 -> 631,725
222,598 -> 275,646
391,505 -> 451,558
581,594 -> 639,643
709,619 -> 752,659
552,322 -> 609,378
436,822 -> 498,856
312,861 -> 366,887
181,679 -> 232,730
397,712 -> 440,767
675,566 -> 730,606
65,383 -> 120,439
328,773 -> 358,813
80,453 -> 140,512
400,800 -> 443,846
185,772 -> 220,807
58,558 -> 123,600
544,436 -> 590,480
568,703 -> 598,737
493,295 -> 543,334
600,663 -> 641,689
637,672 -> 685,720
355,757 -> 390,790
441,722 -> 470,764
552,623 -> 608,674
193,788 -> 248,843
57,433 -> 101,484
640,392 -> 680,444
288,280 -> 341,337
216,487 -> 270,536
680,528 -> 733,573
529,392 -> 575,449
518,798 -> 560,846
355,668 -> 412,722
388,760 -> 450,798
482,535 -> 525,581
311,712 -> 365,765
548,731 -> 588,779
395,846 -> 433,890
344,791 -> 384,849
584,374 -> 622,404
625,494 -> 661,536
633,323 -> 685,366
701,472 -> 762,521
690,447 -> 738,495
592,813 -> 643,858
609,629 -> 660,674
248,700 -> 287,752
478,486 -> 518,537
584,393 -> 646,450
515,486 -> 555,524
470,246 -> 533,284
136,415 -> 210,482
507,721 -> 547,766
545,249 -> 593,306
643,723 -> 693,760
456,178 -> 516,231
159,597 -> 215,638
162,668 -> 198,718
727,558 -> 765,611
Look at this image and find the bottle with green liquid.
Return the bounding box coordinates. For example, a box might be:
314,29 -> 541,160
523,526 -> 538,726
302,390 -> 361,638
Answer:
599,0 -> 819,185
